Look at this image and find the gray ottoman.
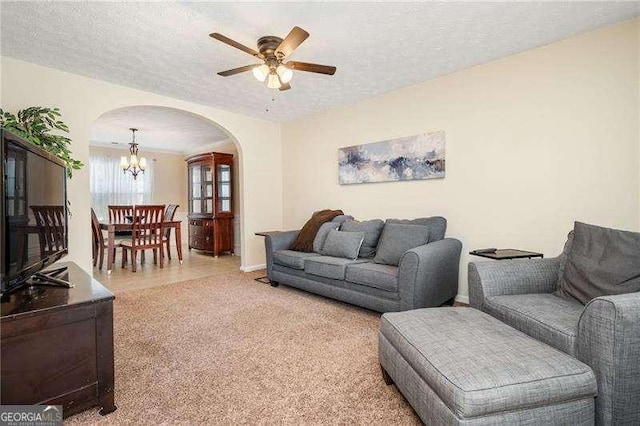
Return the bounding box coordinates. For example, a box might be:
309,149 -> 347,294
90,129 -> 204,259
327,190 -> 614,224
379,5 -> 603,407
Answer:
379,308 -> 597,425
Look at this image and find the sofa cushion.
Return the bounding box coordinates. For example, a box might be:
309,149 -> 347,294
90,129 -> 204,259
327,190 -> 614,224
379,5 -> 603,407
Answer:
304,256 -> 370,280
322,230 -> 365,260
272,250 -> 321,270
374,224 -> 429,266
340,219 -> 385,258
557,221 -> 640,305
380,308 -> 596,419
312,222 -> 340,254
345,262 -> 398,292
386,216 -> 446,242
484,293 -> 584,355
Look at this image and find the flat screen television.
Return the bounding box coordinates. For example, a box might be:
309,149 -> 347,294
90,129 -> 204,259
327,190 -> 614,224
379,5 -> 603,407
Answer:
1,129 -> 68,293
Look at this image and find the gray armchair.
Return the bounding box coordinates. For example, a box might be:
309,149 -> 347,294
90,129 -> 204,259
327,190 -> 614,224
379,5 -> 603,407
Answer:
469,259 -> 640,425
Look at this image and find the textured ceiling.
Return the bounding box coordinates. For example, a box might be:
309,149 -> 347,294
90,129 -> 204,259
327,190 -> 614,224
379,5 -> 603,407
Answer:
90,106 -> 230,154
1,2 -> 638,122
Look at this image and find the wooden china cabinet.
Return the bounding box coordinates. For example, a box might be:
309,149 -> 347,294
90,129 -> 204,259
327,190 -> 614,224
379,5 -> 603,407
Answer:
186,152 -> 234,257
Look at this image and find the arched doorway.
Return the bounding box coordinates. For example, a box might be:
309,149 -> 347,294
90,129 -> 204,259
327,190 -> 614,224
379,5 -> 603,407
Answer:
89,105 -> 245,276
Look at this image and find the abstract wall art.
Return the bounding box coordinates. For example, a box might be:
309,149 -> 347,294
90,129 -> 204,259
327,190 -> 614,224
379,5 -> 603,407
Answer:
338,131 -> 445,185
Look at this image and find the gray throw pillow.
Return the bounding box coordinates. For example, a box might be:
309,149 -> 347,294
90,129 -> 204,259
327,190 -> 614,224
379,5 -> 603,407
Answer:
331,214 -> 354,224
313,222 -> 340,253
555,229 -> 574,292
386,217 -> 446,242
557,221 -> 640,305
322,230 -> 366,260
374,224 -> 430,266
340,219 -> 385,258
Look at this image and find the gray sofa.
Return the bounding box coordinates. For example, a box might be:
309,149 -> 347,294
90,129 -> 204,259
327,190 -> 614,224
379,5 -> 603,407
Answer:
264,216 -> 462,313
469,258 -> 640,425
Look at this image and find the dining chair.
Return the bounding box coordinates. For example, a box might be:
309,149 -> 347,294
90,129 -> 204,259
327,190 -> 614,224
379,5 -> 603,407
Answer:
121,205 -> 165,272
91,207 -> 120,270
162,204 -> 179,260
30,205 -> 66,260
108,205 -> 134,237
108,205 -> 133,223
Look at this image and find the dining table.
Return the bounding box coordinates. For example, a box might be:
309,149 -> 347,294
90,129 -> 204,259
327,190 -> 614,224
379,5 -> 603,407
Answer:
99,220 -> 183,274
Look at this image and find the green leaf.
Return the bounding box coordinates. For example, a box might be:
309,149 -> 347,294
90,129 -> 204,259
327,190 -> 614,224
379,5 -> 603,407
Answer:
2,106 -> 83,179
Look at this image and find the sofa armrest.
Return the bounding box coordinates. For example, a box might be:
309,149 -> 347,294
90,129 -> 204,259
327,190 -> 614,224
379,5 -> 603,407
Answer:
398,238 -> 462,310
264,230 -> 299,279
468,258 -> 560,311
577,292 -> 640,424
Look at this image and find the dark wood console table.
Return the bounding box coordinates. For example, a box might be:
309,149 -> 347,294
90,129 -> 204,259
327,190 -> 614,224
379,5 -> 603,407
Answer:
469,249 -> 543,260
1,262 -> 116,417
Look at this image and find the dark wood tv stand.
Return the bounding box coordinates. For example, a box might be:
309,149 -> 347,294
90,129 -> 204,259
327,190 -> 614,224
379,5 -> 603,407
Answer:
1,262 -> 116,417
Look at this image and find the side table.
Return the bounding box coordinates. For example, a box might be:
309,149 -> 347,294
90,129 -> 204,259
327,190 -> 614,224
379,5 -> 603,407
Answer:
469,249 -> 543,260
254,231 -> 283,284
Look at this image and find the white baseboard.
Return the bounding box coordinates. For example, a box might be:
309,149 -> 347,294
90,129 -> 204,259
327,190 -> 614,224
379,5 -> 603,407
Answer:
234,244 -> 241,254
455,294 -> 469,305
240,263 -> 266,273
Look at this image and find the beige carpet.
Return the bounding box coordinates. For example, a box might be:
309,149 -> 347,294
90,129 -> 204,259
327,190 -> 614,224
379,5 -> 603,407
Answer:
67,271 -> 420,424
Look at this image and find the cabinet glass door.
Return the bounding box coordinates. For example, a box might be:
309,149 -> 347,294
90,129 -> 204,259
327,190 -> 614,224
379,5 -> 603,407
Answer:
203,165 -> 214,214
190,164 -> 202,214
217,164 -> 232,213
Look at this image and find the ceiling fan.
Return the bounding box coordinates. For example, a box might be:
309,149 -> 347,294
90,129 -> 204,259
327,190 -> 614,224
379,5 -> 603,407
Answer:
210,26 -> 336,91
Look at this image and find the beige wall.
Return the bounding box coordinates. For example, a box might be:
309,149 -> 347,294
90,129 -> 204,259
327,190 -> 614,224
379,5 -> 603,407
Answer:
282,19 -> 640,301
1,57 -> 283,272
89,145 -> 189,243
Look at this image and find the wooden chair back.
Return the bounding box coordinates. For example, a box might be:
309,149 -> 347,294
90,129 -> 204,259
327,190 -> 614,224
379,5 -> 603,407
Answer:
108,205 -> 133,223
30,205 -> 66,258
91,207 -> 104,246
163,204 -> 179,238
130,205 -> 165,248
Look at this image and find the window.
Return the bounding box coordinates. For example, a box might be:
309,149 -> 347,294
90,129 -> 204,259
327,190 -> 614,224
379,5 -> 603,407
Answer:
89,154 -> 154,220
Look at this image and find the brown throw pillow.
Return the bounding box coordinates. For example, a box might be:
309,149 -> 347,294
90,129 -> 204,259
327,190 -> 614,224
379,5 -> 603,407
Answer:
557,221 -> 640,305
290,209 -> 344,252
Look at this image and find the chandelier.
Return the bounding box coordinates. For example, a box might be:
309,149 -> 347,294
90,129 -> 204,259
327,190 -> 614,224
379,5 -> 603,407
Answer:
119,128 -> 147,179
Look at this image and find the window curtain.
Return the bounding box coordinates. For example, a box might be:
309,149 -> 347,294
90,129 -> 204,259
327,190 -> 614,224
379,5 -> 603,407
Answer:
89,154 -> 154,220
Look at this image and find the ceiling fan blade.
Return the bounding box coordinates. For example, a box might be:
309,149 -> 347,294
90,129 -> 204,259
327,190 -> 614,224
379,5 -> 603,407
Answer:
275,26 -> 309,58
279,82 -> 291,91
217,64 -> 261,77
286,61 -> 336,75
210,33 -> 263,59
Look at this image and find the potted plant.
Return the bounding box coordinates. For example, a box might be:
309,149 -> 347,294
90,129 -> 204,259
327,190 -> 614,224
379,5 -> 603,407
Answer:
1,107 -> 83,177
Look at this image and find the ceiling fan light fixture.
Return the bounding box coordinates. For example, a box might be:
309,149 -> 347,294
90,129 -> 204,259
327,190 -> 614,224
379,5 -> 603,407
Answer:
211,27 -> 336,91
252,64 -> 269,82
266,72 -> 281,89
276,64 -> 293,83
